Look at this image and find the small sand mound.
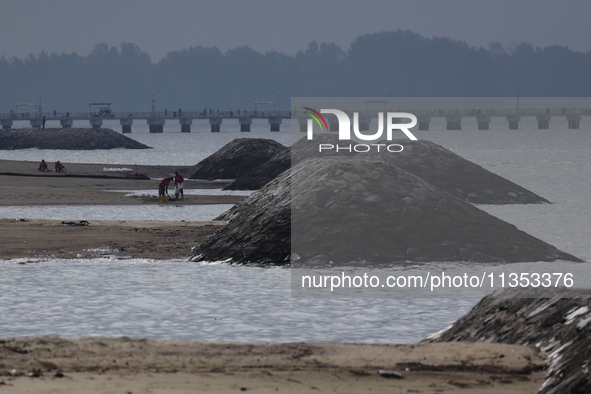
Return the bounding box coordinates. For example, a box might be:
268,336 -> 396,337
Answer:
189,138 -> 287,180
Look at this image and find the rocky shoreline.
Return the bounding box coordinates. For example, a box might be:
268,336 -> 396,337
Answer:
427,287 -> 591,394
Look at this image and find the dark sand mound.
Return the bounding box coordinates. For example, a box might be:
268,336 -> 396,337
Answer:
191,156 -> 579,265
189,138 -> 287,180
223,136 -> 548,206
0,128 -> 151,150
427,287 -> 591,394
366,139 -> 548,204
223,149 -> 290,190
223,134 -> 353,190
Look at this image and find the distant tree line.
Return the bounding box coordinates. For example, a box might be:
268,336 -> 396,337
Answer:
1,30 -> 590,112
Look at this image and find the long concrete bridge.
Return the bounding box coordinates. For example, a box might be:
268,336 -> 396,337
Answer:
1,107 -> 589,133
295,107 -> 590,131
0,110 -> 291,133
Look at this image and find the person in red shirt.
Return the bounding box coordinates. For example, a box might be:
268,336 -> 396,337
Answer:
174,171 -> 184,200
54,161 -> 66,172
38,159 -> 48,171
158,176 -> 174,202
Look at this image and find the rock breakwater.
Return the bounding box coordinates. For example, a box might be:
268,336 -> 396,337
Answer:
427,287 -> 591,394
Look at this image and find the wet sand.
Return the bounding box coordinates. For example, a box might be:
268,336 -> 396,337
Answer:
0,219 -> 225,260
0,159 -> 242,206
0,159 -> 238,259
0,337 -> 545,394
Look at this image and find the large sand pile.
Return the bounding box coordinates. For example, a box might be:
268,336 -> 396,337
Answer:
191,156 -> 579,265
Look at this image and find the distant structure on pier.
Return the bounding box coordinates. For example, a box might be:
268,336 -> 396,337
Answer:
1,101 -> 288,133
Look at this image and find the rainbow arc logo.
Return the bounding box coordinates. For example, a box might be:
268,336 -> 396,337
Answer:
302,107 -> 418,142
303,107 -> 328,131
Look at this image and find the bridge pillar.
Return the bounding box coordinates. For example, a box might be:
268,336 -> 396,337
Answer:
268,116 -> 282,132
120,118 -> 133,133
1,119 -> 13,129
476,115 -> 491,130
209,117 -> 222,132
147,118 -> 165,133
89,118 -> 103,129
60,118 -> 74,128
239,117 -> 252,132
536,115 -> 551,130
355,115 -> 371,132
567,114 -> 581,129
417,115 -> 430,131
179,118 -> 192,133
506,115 -> 520,130
446,115 -> 462,130
296,116 -> 309,132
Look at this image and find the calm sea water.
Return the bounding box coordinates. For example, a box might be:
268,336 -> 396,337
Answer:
1,117 -> 590,342
1,119 -> 292,165
0,259 -> 475,342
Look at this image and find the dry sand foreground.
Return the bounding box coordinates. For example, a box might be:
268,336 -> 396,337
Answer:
0,219 -> 224,260
0,337 -> 545,393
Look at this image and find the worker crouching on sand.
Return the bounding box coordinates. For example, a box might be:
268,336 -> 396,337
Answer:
174,171 -> 184,200
54,161 -> 66,172
158,176 -> 174,202
38,159 -> 49,171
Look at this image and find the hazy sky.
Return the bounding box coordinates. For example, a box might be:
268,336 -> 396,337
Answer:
1,0 -> 590,61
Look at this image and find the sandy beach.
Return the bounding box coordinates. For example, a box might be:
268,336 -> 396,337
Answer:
0,337 -> 545,393
0,159 -> 240,259
0,159 -> 549,392
0,219 -> 225,260
0,159 -> 243,206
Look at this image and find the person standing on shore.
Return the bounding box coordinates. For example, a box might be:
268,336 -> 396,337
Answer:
42,116 -> 46,129
174,171 -> 184,200
158,176 -> 174,202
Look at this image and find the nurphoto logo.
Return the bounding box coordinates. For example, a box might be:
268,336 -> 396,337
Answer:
304,107 -> 418,153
